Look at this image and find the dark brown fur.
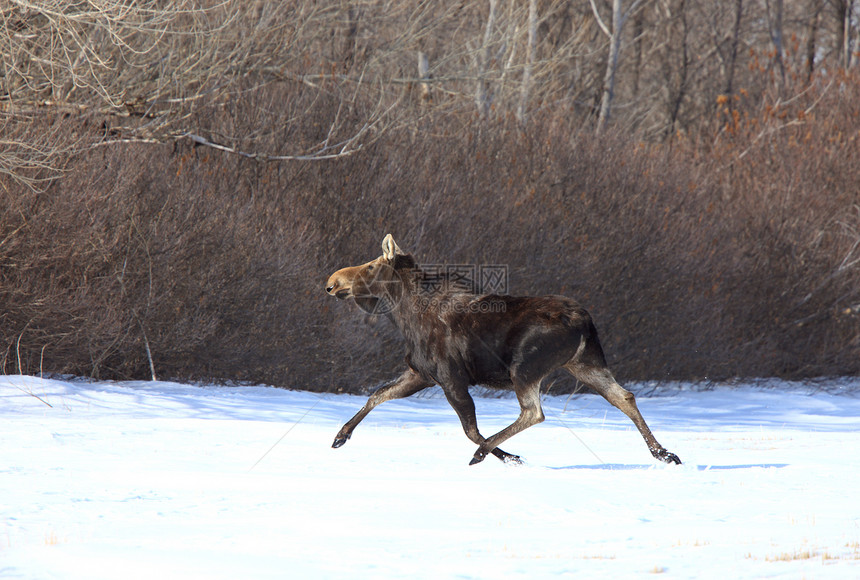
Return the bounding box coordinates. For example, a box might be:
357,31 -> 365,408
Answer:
326,235 -> 680,465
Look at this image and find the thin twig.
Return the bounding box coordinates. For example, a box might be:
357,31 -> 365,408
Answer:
14,385 -> 53,408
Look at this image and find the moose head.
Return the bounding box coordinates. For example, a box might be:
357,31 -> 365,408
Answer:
325,234 -> 411,315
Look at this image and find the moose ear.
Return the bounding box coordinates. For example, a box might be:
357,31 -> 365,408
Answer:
381,234 -> 402,261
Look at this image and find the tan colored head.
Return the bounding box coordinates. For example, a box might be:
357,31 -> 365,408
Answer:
325,234 -> 405,313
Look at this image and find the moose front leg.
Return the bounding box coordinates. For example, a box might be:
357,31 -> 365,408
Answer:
332,369 -> 432,448
442,383 -> 523,465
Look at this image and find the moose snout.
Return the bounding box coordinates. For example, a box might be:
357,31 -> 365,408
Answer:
325,275 -> 351,299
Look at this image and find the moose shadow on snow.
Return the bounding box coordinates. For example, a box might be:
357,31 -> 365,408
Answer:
549,463 -> 790,471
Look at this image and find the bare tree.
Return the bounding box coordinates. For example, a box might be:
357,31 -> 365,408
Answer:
593,0 -> 646,133
3,0 -> 859,180
725,0 -> 746,97
663,0 -> 691,137
517,0 -> 538,123
0,1 -> 401,187
475,0 -> 499,118
801,2 -> 820,83
766,0 -> 787,93
837,0 -> 858,68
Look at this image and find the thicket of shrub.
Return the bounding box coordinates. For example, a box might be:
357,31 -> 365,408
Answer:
2,71 -> 858,392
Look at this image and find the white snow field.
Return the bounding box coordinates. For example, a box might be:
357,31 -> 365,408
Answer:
2,375 -> 859,579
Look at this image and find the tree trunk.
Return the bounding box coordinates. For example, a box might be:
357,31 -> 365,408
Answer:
805,0 -> 822,83
724,0 -> 744,98
766,0 -> 786,93
476,0 -> 498,119
597,0 -> 625,133
842,0 -> 856,68
665,0 -> 689,139
517,0 -> 537,123
418,51 -> 431,103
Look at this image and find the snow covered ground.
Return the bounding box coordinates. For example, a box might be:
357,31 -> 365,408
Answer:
2,374 -> 859,579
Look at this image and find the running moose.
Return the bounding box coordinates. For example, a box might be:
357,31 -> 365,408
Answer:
325,235 -> 681,466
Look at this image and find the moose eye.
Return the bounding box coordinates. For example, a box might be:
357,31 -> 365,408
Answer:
367,264 -> 375,271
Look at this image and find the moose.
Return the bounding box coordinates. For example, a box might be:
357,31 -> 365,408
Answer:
325,234 -> 681,466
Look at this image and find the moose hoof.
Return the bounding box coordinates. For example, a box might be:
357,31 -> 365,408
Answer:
654,449 -> 681,465
491,448 -> 522,464
331,433 -> 351,449
469,450 -> 487,466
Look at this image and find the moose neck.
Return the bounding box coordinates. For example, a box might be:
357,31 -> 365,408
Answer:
387,264 -> 449,349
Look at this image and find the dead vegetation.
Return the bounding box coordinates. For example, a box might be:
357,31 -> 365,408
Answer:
1,1 -> 858,391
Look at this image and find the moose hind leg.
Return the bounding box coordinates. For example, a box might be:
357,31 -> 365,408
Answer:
332,369 -> 431,448
470,381 -> 544,466
567,364 -> 681,464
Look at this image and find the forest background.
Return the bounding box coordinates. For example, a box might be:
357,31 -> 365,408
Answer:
1,0 -> 859,393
